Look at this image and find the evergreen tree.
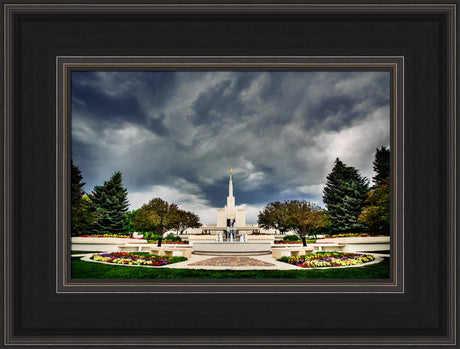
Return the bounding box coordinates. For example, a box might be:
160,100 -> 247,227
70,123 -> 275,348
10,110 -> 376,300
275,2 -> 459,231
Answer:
71,161 -> 95,236
372,146 -> 390,186
88,171 -> 130,235
323,158 -> 369,235
71,160 -> 85,207
328,181 -> 368,234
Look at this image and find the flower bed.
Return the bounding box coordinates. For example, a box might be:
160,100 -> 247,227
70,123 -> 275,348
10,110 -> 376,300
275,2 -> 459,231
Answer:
323,233 -> 387,239
274,240 -> 316,244
80,234 -> 141,239
278,251 -> 375,268
147,240 -> 189,245
91,252 -> 186,266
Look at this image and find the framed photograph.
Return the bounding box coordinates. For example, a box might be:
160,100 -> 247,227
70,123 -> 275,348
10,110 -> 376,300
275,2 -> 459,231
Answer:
2,1 -> 457,347
62,57 -> 399,287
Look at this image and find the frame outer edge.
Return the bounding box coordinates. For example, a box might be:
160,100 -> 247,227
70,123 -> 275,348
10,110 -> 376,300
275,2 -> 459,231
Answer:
2,1 -> 457,347
3,2 -> 14,346
448,2 -> 457,346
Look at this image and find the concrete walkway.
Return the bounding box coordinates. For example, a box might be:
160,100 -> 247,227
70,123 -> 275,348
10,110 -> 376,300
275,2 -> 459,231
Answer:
163,254 -> 304,270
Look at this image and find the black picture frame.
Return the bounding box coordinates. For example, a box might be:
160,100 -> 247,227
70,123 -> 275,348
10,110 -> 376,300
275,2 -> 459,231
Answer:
2,1 -> 457,347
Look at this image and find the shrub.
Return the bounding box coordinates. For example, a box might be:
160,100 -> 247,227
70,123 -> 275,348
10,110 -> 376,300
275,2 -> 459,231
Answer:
143,232 -> 163,240
283,235 -> 301,242
165,233 -> 182,242
145,233 -> 185,244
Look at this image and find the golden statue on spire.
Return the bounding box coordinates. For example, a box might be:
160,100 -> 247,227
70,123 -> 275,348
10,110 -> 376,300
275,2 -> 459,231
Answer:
230,168 -> 232,175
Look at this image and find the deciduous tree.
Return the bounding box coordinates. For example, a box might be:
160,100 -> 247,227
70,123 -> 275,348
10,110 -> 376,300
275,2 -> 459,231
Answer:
133,207 -> 161,233
133,198 -> 188,246
257,201 -> 291,234
126,209 -> 140,233
359,180 -> 390,235
258,200 -> 329,245
175,210 -> 201,234
285,200 -> 329,245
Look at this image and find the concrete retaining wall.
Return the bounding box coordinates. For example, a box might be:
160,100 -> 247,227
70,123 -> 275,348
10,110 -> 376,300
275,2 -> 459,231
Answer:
72,243 -> 120,252
192,242 -> 272,255
71,237 -> 147,252
187,235 -> 216,245
318,236 -> 390,244
72,236 -> 390,255
72,237 -> 147,244
246,235 -> 275,242
316,236 -> 390,253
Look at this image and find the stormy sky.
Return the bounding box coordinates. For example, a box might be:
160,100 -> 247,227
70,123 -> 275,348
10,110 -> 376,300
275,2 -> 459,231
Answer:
71,70 -> 390,224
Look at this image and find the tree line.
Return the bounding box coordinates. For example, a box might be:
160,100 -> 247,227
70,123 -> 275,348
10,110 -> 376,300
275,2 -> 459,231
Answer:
71,164 -> 201,238
257,146 -> 390,244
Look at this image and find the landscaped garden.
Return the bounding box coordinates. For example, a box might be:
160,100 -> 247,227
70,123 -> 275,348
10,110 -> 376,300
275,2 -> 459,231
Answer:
91,252 -> 186,266
143,233 -> 188,245
274,235 -> 317,244
322,233 -> 388,239
79,233 -> 138,238
70,147 -> 391,279
278,251 -> 375,268
72,256 -> 390,279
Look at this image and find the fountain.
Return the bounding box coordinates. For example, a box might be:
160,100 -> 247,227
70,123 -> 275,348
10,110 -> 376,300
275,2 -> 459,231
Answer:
191,169 -> 272,255
226,217 -> 237,242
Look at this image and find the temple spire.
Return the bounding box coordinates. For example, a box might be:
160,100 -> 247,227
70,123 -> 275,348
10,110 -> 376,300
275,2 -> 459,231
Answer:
229,168 -> 233,197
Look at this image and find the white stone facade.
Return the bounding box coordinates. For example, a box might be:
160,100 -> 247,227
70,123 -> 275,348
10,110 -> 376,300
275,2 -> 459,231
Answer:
216,169 -> 246,228
188,170 -> 281,235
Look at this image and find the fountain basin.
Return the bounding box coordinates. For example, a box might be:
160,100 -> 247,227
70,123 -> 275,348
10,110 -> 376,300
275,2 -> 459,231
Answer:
192,242 -> 272,256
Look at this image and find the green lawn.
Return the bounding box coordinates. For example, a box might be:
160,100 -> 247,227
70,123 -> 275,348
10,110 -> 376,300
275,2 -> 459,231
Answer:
71,257 -> 390,279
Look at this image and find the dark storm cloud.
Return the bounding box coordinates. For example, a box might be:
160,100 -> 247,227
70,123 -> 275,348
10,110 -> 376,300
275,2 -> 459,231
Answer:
72,71 -> 173,136
191,79 -> 238,125
72,71 -> 390,223
303,72 -> 390,133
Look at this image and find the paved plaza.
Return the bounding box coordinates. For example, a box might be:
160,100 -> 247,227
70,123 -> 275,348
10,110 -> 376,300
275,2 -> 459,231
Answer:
188,256 -> 275,267
162,253 -> 306,270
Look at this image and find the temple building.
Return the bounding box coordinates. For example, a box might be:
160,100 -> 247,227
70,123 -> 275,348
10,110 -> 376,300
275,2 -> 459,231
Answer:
216,169 -> 246,228
200,169 -> 262,235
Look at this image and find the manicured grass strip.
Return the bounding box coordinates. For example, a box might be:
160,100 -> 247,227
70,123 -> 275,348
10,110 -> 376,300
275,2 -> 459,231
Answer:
71,257 -> 390,279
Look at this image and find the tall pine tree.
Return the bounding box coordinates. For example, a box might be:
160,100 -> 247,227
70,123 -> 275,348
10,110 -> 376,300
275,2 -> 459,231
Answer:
358,146 -> 391,235
88,171 -> 130,235
71,160 -> 87,236
323,158 -> 369,235
71,161 -> 97,236
372,146 -> 390,186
